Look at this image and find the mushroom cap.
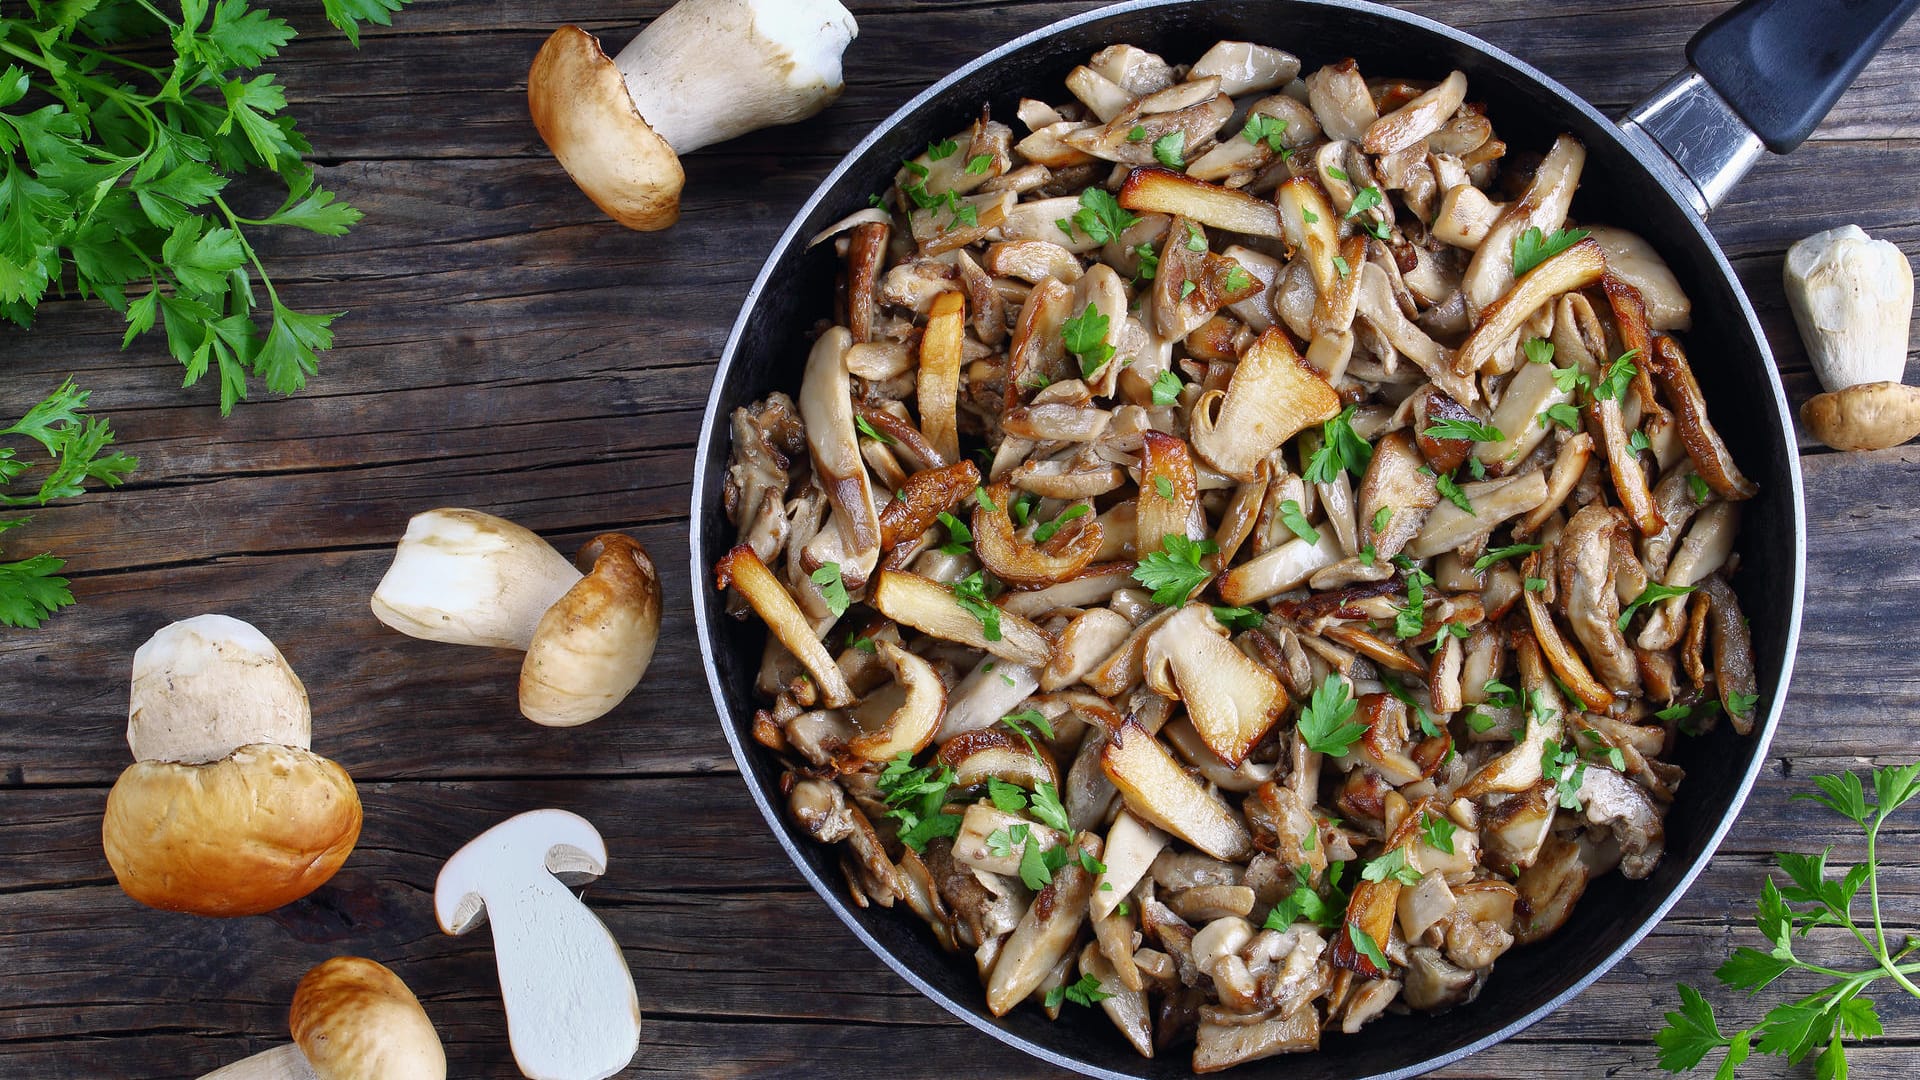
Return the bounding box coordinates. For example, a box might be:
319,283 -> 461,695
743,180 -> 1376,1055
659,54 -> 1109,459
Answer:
528,25 -> 685,232
1801,381 -> 1920,452
102,743 -> 362,916
128,614 -> 311,765
371,508 -> 582,651
519,533 -> 662,726
290,957 -> 446,1080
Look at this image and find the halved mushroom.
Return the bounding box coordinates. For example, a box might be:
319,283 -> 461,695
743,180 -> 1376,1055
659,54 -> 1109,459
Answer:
1141,604 -> 1288,766
987,831 -> 1104,1014
1190,329 -> 1342,481
1103,721 -> 1254,860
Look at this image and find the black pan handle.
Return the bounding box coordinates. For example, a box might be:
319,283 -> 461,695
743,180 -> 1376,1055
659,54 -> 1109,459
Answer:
1689,0 -> 1920,154
1621,0 -> 1918,216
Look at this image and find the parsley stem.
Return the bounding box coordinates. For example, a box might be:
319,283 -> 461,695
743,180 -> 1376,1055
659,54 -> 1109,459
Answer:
1865,817 -> 1920,998
211,194 -> 277,306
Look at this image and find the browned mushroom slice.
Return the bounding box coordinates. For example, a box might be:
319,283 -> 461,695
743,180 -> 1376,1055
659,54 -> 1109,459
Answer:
1063,79 -> 1235,166
1697,574 -> 1760,734
1078,942 -> 1153,1058
1192,40 -> 1301,94
1416,389 -> 1479,474
971,480 -> 1102,589
1454,238 -> 1607,376
986,831 -> 1104,1015
1276,175 -> 1341,303
1513,433 -> 1595,537
1002,562 -> 1139,620
908,190 -> 1015,256
869,569 -> 1051,667
1364,70 -> 1468,155
1474,361 -> 1573,475
1647,335 -> 1758,500
1405,471 -> 1549,560
1522,577 -> 1614,713
1305,59 -> 1379,142
1328,876 -> 1399,979
1151,219 -> 1265,342
1137,431 -> 1201,556
939,726 -> 1060,790
1637,501 -> 1740,650
799,327 -> 882,587
716,545 -> 855,709
1189,329 -> 1341,480
877,461 -> 981,555
1005,278 -> 1075,416
854,402 -> 947,473
1576,766 -> 1667,878
984,239 -> 1084,285
1119,166 -> 1284,238
1513,831 -> 1591,944
847,641 -> 947,761
1589,225 -> 1692,331
1320,623 -> 1426,675
1142,604 -> 1287,766
1102,721 -> 1254,860
1461,134 -> 1587,316
1192,1006 -> 1318,1072
1356,430 -> 1441,560
1600,275 -> 1665,418
1558,504 -> 1640,695
1355,264 -> 1476,404
846,221 -> 888,343
917,291 -> 966,463
1216,531 -> 1345,606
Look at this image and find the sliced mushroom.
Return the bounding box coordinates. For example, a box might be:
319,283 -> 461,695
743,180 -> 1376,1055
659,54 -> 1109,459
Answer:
986,831 -> 1104,1014
1142,605 -> 1288,766
1103,721 -> 1254,861
1364,70 -> 1467,155
716,545 -> 854,708
1647,336 -> 1758,500
870,569 -> 1052,667
847,641 -> 947,761
1455,238 -> 1607,376
1461,134 -> 1586,317
1190,329 -> 1342,480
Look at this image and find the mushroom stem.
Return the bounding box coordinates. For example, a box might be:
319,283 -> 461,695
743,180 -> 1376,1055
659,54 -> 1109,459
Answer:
199,1045 -> 317,1080
611,0 -> 858,154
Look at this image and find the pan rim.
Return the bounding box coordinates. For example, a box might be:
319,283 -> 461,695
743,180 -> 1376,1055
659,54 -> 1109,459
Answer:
690,1 -> 1807,1076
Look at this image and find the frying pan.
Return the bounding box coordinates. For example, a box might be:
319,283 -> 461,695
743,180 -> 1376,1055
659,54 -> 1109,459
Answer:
691,1 -> 1911,1075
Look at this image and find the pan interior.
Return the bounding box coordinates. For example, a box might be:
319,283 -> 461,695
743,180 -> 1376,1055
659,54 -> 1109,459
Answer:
692,3 -> 1802,1077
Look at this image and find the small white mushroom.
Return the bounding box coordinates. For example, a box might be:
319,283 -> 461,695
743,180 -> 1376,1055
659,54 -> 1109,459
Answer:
201,958 -> 444,1080
372,509 -> 662,726
1785,225 -> 1920,451
529,1 -> 858,230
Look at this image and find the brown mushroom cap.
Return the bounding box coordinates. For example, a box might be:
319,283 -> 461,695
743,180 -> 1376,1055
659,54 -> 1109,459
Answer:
291,957 -> 446,1080
528,26 -> 685,231
519,533 -> 663,726
1801,381 -> 1920,452
102,744 -> 361,916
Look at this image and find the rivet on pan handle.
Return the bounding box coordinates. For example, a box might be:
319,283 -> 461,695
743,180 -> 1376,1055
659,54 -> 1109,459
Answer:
1618,0 -> 1919,217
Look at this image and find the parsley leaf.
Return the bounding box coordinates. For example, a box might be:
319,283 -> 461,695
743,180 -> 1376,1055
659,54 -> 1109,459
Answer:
1435,471 -> 1474,515
1153,131 -> 1186,169
1212,605 -> 1264,631
1224,265 -> 1252,293
937,511 -> 973,555
1361,846 -> 1424,886
1348,923 -> 1391,971
810,563 -> 850,616
1298,676 -> 1366,756
1153,475 -> 1174,500
1133,241 -> 1160,280
1062,303 -> 1115,378
1523,338 -> 1556,366
1690,473 -> 1712,504
1541,738 -> 1587,810
1473,543 -> 1541,573
1264,863 -> 1346,930
1031,503 -> 1089,544
1029,781 -> 1072,833
878,753 -> 962,851
1066,187 -> 1140,244
1511,225 -> 1591,277
1131,534 -> 1216,606
1539,402 -> 1582,431
1046,973 -> 1112,1009
1424,417 -> 1504,443
951,570 -> 1002,641
1618,582 -> 1696,631
966,153 -> 993,175
1420,812 -> 1457,855
1279,499 -> 1320,544
1184,221 -> 1207,252
1241,113 -> 1289,151
987,777 -> 1029,813
1304,405 -> 1373,484
1595,349 -> 1641,401
926,138 -> 959,161
854,415 -> 895,444
1151,369 -> 1183,406
1629,429 -> 1652,454
1345,185 -> 1383,219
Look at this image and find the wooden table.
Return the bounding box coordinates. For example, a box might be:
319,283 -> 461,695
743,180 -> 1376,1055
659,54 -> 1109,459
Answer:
3,1 -> 1916,1076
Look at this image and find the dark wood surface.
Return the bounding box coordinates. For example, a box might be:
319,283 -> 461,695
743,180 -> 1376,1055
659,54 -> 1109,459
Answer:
2,1 -> 1917,1076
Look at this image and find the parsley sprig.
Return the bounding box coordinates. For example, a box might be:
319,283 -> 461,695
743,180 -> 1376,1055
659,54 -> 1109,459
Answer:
1132,534 -> 1215,606
0,1 -> 411,414
1298,676 -> 1366,757
0,378 -> 137,626
1658,763 -> 1920,1078
1304,405 -> 1373,484
1511,225 -> 1591,277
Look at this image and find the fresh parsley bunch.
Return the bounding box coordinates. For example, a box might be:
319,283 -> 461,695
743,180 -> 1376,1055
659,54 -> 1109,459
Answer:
1658,762 -> 1920,1078
1,378 -> 135,626
0,0 -> 409,414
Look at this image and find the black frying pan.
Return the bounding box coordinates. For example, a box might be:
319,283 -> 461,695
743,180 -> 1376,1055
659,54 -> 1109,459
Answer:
690,2 -> 1912,1075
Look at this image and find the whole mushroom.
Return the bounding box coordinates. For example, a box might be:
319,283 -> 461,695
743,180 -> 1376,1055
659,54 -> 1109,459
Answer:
103,615 -> 362,917
201,957 -> 445,1080
1784,224 -> 1920,451
370,509 -> 662,726
528,0 -> 859,230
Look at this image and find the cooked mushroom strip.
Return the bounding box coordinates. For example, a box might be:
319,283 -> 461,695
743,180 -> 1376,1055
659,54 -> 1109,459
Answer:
1454,238 -> 1607,376
1104,721 -> 1254,861
1120,167 -> 1285,238
1513,432 -> 1594,537
1697,574 -> 1760,734
986,831 -> 1104,1015
1364,70 -> 1467,155
1641,465 -> 1706,580
1143,605 -> 1288,766
1461,134 -> 1586,316
1216,531 -> 1345,606
1063,79 -> 1235,166
1355,264 -> 1476,405
716,546 -> 854,708
1588,226 -> 1692,331
870,569 -> 1052,667
1635,501 -> 1740,651
846,221 -> 888,343
877,461 -> 981,554
1558,505 -> 1639,695
917,291 -> 967,462
1473,360 -> 1573,476
1305,59 -> 1379,142
1081,942 -> 1155,1057
1356,431 -> 1441,561
1404,471 -> 1549,560
1647,336 -> 1758,500
1190,330 -> 1342,480
847,640 -> 946,761
800,328 -> 883,587
1137,431 -> 1202,555
1522,558 -> 1614,712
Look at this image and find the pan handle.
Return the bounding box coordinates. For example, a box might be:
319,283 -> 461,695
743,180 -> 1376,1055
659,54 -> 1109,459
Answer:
1619,0 -> 1918,216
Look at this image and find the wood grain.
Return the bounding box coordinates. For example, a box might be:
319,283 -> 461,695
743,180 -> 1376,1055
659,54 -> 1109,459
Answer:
2,1 -> 1918,1076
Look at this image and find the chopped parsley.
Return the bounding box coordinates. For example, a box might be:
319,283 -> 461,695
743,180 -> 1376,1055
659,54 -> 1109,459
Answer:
1523,338 -> 1556,366
1618,582 -> 1696,631
1264,862 -> 1347,930
1539,402 -> 1582,431
1127,124 -> 1148,143
937,511 -> 973,555
1727,690 -> 1759,719
878,752 -> 962,851
951,570 -> 1002,641
1213,605 -> 1265,631
1689,474 -> 1712,504
1001,708 -> 1056,757
1628,429 -> 1652,454
1552,365 -> 1591,395
848,633 -> 877,654
965,153 -> 993,175
1153,131 -> 1187,169
1348,923 -> 1391,970
1371,505 -> 1394,532
1420,812 -> 1457,855
1133,242 -> 1160,280
1225,265 -> 1253,293
1046,973 -> 1113,1009
1541,738 -> 1587,810
810,563 -> 850,616
1030,781 -> 1072,833
1241,113 -> 1289,151
988,777 -> 1029,813
1594,349 -> 1641,402
1060,187 -> 1141,245
1345,185 -> 1384,219
1180,279 -> 1197,299
1511,225 -> 1591,277
1063,303 -> 1115,378
1304,405 -> 1374,484
1154,475 -> 1175,500
1435,471 -> 1474,514
854,415 -> 895,444
1279,499 -> 1320,544
1132,535 -> 1217,606
1184,222 -> 1207,252
1151,369 -> 1184,406
1395,563 -> 1432,639
1424,417 -> 1504,443
1332,254 -> 1352,278
927,139 -> 959,161
1361,846 -> 1424,886
1032,504 -> 1090,544
1298,676 -> 1366,757
1473,543 -> 1541,572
